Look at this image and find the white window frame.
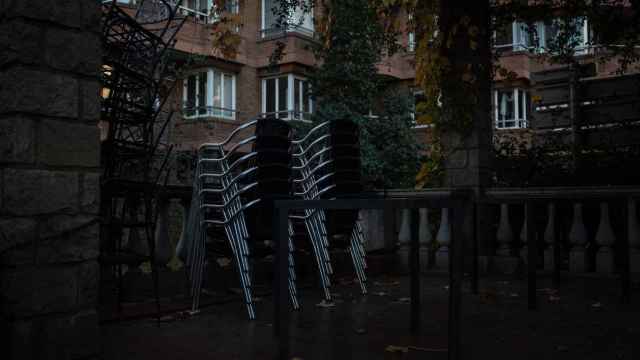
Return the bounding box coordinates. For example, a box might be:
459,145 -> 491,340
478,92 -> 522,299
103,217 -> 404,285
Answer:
182,69 -> 237,120
494,88 -> 528,130
261,0 -> 314,38
493,18 -> 589,54
261,74 -> 313,122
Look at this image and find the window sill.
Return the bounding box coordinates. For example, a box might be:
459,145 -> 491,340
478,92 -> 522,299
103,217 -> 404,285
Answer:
257,28 -> 316,43
180,115 -> 238,124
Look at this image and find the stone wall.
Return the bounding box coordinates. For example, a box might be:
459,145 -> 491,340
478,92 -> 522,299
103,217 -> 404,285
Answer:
0,1 -> 102,359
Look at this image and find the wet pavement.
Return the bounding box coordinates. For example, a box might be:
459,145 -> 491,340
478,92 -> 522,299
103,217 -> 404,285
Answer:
101,274 -> 639,360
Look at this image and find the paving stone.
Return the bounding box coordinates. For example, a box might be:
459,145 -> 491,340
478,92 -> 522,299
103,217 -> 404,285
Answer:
37,219 -> 99,264
0,67 -> 79,119
3,0 -> 83,29
0,18 -> 42,67
44,28 -> 101,76
2,168 -> 79,216
0,117 -> 36,164
1,265 -> 78,317
0,217 -> 37,265
80,172 -> 101,215
38,119 -> 100,167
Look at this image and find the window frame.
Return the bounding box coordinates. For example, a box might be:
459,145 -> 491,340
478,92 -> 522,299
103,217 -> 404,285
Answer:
182,68 -> 237,121
494,88 -> 529,130
261,0 -> 314,38
261,74 -> 314,122
493,18 -> 590,55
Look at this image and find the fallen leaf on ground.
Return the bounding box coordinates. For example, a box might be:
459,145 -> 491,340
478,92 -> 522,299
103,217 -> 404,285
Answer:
216,257 -> 231,267
315,300 -> 336,308
385,345 -> 409,353
408,346 -> 448,353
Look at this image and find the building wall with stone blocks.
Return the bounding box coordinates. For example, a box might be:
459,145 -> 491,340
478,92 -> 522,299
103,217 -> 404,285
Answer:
0,0 -> 102,359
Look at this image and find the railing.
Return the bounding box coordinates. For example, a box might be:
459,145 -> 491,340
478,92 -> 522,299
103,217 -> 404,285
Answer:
178,5 -> 210,23
259,111 -> 313,123
182,106 -> 238,120
385,186 -> 638,309
259,24 -> 315,40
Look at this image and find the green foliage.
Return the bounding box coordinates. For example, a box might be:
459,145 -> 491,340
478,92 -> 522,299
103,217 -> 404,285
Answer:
309,0 -> 388,118
493,130 -> 640,187
306,0 -> 421,189
359,91 -> 423,189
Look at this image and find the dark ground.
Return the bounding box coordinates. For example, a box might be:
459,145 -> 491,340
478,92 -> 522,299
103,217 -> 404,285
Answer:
101,271 -> 639,360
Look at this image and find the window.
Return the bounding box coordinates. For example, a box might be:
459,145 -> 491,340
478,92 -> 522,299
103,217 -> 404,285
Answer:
493,18 -> 589,54
261,0 -> 314,38
494,89 -> 529,129
407,13 -> 416,52
262,74 -> 313,121
540,17 -> 589,54
179,0 -> 239,23
182,69 -> 236,120
494,21 -> 533,51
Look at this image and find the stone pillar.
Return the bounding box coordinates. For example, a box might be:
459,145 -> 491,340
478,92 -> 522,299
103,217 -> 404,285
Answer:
435,208 -> 451,269
569,203 -> 588,273
543,203 -> 557,271
595,202 -> 615,273
496,204 -> 514,256
628,199 -> 640,274
176,198 -> 191,262
418,208 -> 432,271
436,1 -> 493,272
494,203 -> 519,274
520,206 -> 528,265
154,197 -> 172,265
360,209 -> 385,251
396,208 -> 411,272
0,1 -> 102,359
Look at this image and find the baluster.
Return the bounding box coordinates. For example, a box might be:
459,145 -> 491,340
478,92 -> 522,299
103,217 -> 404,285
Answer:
629,198 -> 640,274
154,198 -> 172,265
435,208 -> 451,269
126,200 -> 149,257
543,203 -> 556,271
396,208 -> 411,272
569,203 -> 588,273
595,202 -> 616,273
496,203 -> 514,256
176,198 -> 191,262
418,208 -> 432,271
520,205 -> 528,264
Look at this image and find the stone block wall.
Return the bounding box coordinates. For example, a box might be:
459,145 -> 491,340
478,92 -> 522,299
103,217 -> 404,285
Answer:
0,0 -> 102,359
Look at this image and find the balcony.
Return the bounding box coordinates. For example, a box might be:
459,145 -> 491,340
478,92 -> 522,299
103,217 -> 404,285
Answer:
181,105 -> 238,121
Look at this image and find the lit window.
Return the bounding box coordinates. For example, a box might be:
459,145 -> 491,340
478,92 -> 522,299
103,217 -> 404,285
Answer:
182,69 -> 236,120
261,0 -> 314,38
262,74 -> 313,121
494,89 -> 529,129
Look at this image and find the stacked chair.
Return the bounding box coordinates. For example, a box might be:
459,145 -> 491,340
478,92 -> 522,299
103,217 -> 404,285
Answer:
184,118 -> 368,319
185,118 -> 299,319
290,120 -> 367,302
